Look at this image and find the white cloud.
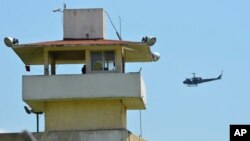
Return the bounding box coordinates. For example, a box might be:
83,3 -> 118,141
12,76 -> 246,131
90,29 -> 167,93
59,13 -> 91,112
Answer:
0,129 -> 6,133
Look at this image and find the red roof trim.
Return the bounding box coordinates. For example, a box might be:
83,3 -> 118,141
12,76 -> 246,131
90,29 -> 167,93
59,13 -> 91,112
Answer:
20,39 -> 144,47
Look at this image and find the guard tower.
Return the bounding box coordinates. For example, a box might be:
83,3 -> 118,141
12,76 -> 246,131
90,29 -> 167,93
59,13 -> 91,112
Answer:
4,8 -> 160,141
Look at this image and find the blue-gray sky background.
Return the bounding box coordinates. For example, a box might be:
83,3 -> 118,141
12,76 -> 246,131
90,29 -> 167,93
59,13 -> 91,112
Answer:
1,1 -> 250,141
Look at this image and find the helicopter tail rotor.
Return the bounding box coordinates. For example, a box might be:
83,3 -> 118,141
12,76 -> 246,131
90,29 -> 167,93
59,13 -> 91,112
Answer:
217,70 -> 223,79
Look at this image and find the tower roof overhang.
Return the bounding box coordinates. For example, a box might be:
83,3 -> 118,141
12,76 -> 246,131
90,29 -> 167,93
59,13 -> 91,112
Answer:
11,39 -> 153,65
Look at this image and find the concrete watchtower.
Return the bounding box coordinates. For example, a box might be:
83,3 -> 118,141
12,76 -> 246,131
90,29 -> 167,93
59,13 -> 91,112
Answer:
5,8 -> 160,141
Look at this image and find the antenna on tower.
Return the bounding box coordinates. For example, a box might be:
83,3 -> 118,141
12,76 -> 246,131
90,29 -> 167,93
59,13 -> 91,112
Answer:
53,3 -> 66,13
104,10 -> 122,40
64,3 -> 66,10
119,16 -> 122,39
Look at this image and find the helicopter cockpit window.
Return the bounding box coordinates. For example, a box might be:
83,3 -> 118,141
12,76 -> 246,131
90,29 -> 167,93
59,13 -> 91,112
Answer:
91,51 -> 115,72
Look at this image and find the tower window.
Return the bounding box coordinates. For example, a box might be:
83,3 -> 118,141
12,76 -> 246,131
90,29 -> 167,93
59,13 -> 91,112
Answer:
91,51 -> 115,71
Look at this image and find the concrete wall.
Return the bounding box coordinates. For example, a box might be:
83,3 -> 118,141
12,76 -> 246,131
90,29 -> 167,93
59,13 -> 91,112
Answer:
45,100 -> 126,131
0,130 -> 146,141
64,9 -> 105,39
23,73 -> 146,110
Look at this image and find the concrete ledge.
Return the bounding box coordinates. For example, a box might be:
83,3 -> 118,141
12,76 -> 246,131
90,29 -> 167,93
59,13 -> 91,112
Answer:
23,73 -> 146,109
0,130 -> 146,141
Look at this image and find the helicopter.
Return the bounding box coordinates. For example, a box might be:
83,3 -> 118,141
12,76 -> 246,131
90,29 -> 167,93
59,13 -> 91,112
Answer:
183,71 -> 223,86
